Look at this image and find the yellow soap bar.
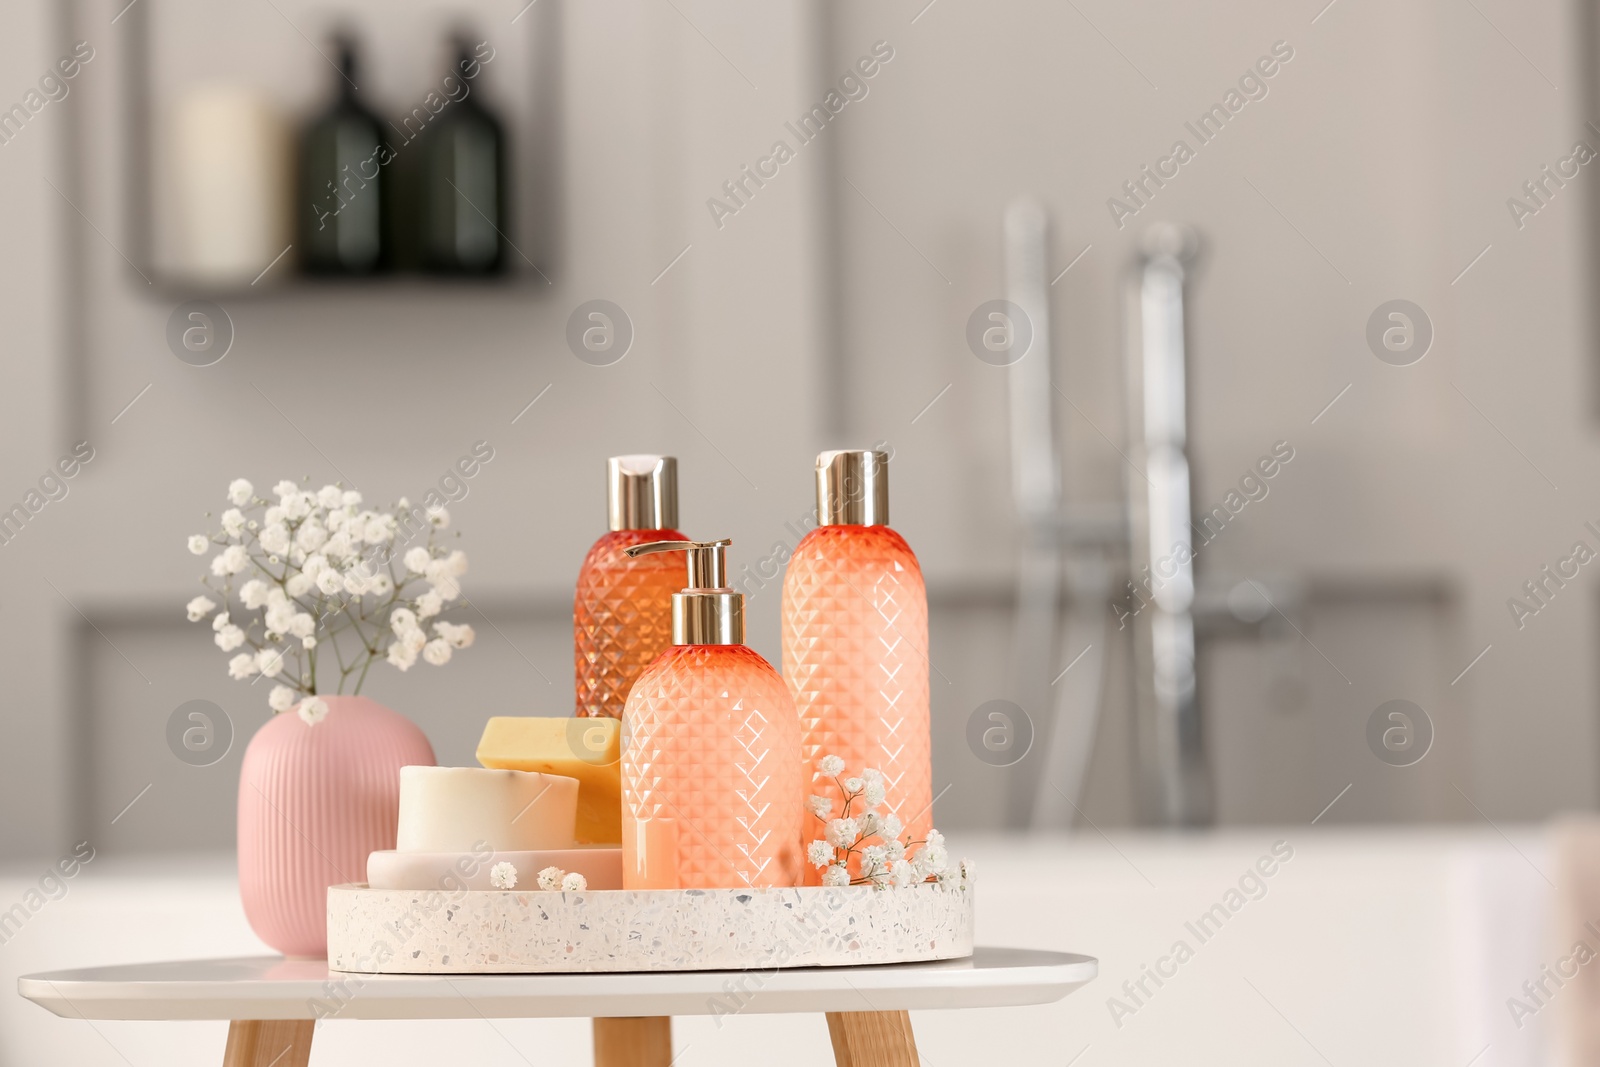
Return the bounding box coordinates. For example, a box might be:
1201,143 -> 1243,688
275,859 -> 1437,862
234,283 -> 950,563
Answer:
476,717 -> 622,845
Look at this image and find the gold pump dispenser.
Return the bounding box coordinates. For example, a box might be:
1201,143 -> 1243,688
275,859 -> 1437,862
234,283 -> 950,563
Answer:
623,538 -> 743,645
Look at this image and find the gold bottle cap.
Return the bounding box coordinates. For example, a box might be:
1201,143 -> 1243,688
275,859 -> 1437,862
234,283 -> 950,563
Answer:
816,449 -> 889,526
623,538 -> 744,645
607,455 -> 678,531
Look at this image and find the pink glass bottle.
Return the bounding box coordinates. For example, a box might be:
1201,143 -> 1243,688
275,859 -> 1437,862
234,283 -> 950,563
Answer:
574,456 -> 685,718
783,450 -> 931,883
620,539 -> 803,890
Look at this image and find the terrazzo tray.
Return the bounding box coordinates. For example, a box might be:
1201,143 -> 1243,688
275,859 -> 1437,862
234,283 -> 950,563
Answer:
327,878 -> 974,974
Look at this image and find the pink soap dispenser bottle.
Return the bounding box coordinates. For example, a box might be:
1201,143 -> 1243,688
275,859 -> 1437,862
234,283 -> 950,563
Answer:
574,455 -> 686,719
782,450 -> 931,883
620,538 -> 803,890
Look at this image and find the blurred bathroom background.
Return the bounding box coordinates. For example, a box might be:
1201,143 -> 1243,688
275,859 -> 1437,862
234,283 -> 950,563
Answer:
2,0 -> 1597,1063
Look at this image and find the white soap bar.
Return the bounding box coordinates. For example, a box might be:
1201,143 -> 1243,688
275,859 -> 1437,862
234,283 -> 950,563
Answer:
396,766 -> 578,853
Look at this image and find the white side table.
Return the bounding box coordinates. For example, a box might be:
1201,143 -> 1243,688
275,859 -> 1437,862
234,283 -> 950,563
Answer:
19,946 -> 1095,1067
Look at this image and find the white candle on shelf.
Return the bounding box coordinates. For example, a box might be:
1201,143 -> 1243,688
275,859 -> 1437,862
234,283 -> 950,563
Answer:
167,87 -> 292,286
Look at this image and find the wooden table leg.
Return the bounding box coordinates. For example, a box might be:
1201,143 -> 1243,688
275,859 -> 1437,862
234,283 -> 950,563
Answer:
826,1011 -> 919,1067
222,1020 -> 313,1067
593,1016 -> 673,1067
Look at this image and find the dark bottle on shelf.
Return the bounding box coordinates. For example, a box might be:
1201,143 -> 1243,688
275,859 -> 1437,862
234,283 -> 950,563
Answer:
412,36 -> 507,275
298,36 -> 389,275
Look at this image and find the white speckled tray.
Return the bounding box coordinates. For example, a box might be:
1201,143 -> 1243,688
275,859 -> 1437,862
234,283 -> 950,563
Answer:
327,878 -> 974,974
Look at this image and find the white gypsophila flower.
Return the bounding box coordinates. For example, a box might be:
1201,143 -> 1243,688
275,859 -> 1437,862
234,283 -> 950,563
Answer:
885,839 -> 906,862
390,607 -> 418,635
416,590 -> 443,619
422,639 -> 452,666
363,516 -> 393,544
404,546 -> 431,573
239,579 -> 269,610
272,480 -> 298,500
215,625 -> 246,652
342,568 -> 372,596
806,795 -> 833,819
819,755 -> 845,777
427,505 -> 450,529
286,572 -> 314,597
822,864 -> 850,888
294,523 -> 328,553
386,642 -> 418,671
342,490 -> 362,507
863,779 -> 887,809
227,652 -> 257,679
919,844 -> 949,876
187,534 -> 209,555
857,812 -> 879,837
212,611 -> 231,632
536,866 -> 563,891
925,829 -> 944,850
268,685 -> 296,712
562,872 -> 587,892
324,532 -> 356,562
843,776 -> 864,795
880,814 -> 903,841
228,478 -> 254,506
257,647 -> 285,678
430,575 -> 461,601
185,595 -> 216,622
807,840 -> 833,868
258,523 -> 291,557
315,568 -> 343,596
263,505 -> 285,527
301,553 -> 328,577
302,635 -> 316,649
264,602 -> 295,635
297,696 -> 328,726
890,860 -> 917,888
862,767 -> 883,783
219,544 -> 249,574
442,549 -> 468,577
825,818 -> 858,849
368,573 -> 394,598
489,861 -> 518,890
402,628 -> 426,654
862,844 -> 887,871
317,485 -> 343,509
281,492 -> 312,522
434,621 -> 475,649
221,509 -> 246,538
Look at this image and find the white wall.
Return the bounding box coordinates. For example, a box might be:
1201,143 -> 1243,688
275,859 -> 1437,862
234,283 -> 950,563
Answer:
3,0 -> 1599,861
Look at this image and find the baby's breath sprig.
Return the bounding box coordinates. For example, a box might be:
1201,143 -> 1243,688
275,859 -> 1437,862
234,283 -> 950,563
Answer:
805,755 -> 961,889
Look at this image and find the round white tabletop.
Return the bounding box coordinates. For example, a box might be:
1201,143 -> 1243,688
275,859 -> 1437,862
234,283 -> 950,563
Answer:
18,946 -> 1096,1021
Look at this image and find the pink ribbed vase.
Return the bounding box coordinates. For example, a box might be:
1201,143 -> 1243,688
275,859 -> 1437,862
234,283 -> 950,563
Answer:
237,696 -> 434,957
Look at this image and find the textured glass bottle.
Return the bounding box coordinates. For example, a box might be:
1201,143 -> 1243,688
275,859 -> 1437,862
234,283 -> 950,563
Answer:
783,451 -> 931,882
414,37 -> 507,274
574,456 -> 683,718
621,540 -> 803,890
298,35 -> 387,274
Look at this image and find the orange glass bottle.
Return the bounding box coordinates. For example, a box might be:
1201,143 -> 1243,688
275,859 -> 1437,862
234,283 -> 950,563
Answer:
620,539 -> 803,889
782,450 -> 931,883
574,455 -> 685,718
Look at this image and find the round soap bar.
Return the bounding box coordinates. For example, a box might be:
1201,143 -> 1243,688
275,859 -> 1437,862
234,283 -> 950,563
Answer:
396,766 -> 579,853
367,848 -> 623,892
